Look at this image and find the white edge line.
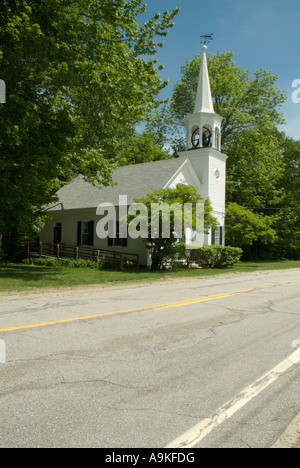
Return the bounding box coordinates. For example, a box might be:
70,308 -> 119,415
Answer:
165,352 -> 297,448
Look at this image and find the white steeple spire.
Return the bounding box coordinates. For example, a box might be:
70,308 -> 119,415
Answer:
184,43 -> 222,152
194,45 -> 214,114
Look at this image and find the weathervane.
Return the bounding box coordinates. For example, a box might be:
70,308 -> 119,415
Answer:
200,33 -> 214,46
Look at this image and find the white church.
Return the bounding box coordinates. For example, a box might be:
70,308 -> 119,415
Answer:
40,45 -> 227,267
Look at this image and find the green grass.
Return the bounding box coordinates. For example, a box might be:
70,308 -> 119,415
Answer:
0,260 -> 300,293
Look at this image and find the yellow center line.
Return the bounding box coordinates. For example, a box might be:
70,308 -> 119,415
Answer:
0,279 -> 299,333
153,292 -> 244,310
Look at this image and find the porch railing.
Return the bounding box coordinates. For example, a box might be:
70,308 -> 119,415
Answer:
27,241 -> 139,269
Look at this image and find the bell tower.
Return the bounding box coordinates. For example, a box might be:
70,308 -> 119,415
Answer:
185,45 -> 222,152
179,44 -> 227,246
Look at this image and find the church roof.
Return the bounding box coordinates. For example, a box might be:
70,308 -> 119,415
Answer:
48,157 -> 189,211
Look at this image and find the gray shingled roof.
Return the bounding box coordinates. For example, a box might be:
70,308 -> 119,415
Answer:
48,158 -> 188,211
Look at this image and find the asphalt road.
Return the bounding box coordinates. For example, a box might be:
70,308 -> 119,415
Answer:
0,269 -> 300,448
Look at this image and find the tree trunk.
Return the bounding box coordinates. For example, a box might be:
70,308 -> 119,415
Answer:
7,227 -> 18,262
151,256 -> 161,270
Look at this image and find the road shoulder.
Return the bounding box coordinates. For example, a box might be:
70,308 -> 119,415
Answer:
271,413 -> 300,448
1,268 -> 300,302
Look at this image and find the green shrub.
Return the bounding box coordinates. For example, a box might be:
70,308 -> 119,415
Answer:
122,258 -> 137,270
179,245 -> 243,269
98,258 -> 120,271
62,258 -> 99,269
177,243 -> 198,267
23,256 -> 138,271
23,257 -> 61,267
23,257 -> 99,269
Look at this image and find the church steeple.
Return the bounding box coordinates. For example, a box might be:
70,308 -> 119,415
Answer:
194,45 -> 214,114
178,41 -> 227,249
185,44 -> 222,152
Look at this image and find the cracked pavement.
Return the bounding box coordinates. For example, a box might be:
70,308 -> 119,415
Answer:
0,269 -> 300,448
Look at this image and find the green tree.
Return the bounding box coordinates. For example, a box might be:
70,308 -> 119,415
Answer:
280,136 -> 300,207
270,135 -> 300,259
116,131 -> 171,166
133,184 -> 218,270
226,126 -> 284,210
0,0 -> 179,259
225,203 -> 277,257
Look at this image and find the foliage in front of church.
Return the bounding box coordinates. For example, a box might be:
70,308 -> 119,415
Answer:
177,245 -> 243,269
132,185 -> 219,270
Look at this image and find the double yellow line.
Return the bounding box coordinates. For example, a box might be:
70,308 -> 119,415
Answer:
0,279 -> 299,333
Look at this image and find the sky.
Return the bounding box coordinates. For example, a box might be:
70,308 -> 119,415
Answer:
143,0 -> 300,139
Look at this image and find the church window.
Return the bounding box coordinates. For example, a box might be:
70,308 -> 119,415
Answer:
108,221 -> 128,248
77,220 -> 94,246
212,226 -> 223,246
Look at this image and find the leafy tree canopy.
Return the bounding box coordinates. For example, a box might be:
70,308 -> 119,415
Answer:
225,202 -> 277,248
0,0 -> 179,258
117,131 -> 172,166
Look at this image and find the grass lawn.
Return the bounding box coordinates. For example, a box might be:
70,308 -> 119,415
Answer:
0,260 -> 300,293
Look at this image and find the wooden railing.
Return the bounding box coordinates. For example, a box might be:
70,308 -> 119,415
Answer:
27,242 -> 139,269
